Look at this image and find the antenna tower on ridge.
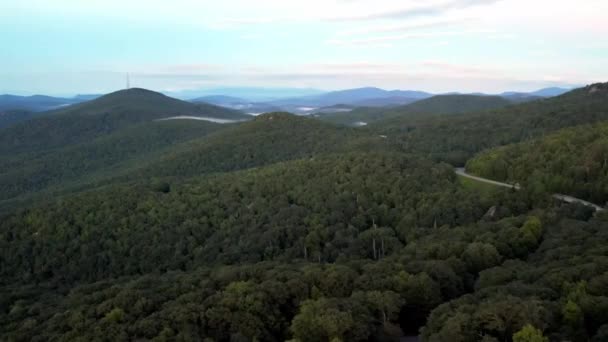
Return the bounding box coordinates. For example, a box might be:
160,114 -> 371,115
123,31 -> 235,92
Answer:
126,73 -> 131,89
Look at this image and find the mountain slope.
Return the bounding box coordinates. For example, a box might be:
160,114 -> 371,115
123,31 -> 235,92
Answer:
318,94 -> 512,126
0,152 -> 471,285
352,96 -> 420,107
529,87 -> 572,97
397,94 -> 512,114
0,94 -> 80,112
374,83 -> 608,165
132,112 -> 394,179
0,119 -> 226,208
0,109 -> 37,129
0,88 -> 249,155
0,112 -> 391,211
466,121 -> 608,204
269,87 -> 432,107
50,88 -> 249,119
0,151 -> 508,341
4,147 -> 607,341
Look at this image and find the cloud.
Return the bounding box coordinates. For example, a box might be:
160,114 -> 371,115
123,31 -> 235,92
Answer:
209,0 -> 501,28
124,60 -> 600,93
324,0 -> 501,21
420,60 -> 498,78
4,58 -> 602,95
326,29 -> 494,46
335,17 -> 475,36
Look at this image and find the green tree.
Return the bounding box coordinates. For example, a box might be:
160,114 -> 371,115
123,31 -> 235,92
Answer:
103,308 -> 125,324
512,324 -> 548,342
562,300 -> 583,327
291,298 -> 356,342
462,242 -> 502,273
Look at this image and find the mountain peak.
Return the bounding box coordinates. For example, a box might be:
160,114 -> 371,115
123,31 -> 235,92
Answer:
102,87 -> 167,99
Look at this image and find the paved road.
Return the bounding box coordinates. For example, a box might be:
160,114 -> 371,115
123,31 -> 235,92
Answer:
455,168 -> 520,190
455,168 -> 604,211
156,116 -> 248,124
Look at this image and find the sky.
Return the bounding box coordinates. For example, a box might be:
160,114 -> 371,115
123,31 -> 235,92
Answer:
1,0 -> 607,95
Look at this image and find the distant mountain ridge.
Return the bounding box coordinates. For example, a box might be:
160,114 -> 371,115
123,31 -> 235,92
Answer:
1,86 -> 573,117
0,94 -> 82,112
267,87 -> 433,108
166,87 -> 325,101
187,85 -> 574,114
500,87 -> 572,97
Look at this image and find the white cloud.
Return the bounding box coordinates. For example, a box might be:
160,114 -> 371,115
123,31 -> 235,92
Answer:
322,0 -> 501,21
112,59 -> 603,93
326,29 -> 495,46
334,17 -> 476,36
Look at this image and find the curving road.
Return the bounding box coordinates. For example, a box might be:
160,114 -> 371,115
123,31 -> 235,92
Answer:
455,168 -> 604,211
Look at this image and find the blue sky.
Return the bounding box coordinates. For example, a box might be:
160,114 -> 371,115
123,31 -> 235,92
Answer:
1,0 -> 607,95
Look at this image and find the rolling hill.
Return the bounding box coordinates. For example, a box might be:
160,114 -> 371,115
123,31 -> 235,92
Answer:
0,88 -> 254,209
0,119 -> 227,208
0,88 -> 250,155
0,94 -> 82,112
0,111 -> 393,211
0,150 -> 512,341
317,94 -> 513,126
131,112 -> 395,179
527,86 -> 573,97
372,83 -> 608,165
466,121 -> 608,204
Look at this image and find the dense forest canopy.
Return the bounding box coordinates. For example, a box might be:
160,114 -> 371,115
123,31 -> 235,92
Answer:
466,121 -> 608,205
1,83 -> 608,341
0,112 -> 394,212
0,120 -> 225,207
0,109 -> 38,129
371,83 -> 608,165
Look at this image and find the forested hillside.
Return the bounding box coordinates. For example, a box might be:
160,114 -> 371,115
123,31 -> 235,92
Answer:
133,113 -> 394,179
0,109 -> 36,129
0,89 -> 253,210
0,152 -> 542,341
317,94 -> 513,126
0,112 -> 392,211
2,151 -> 607,341
373,83 -> 608,165
0,88 -> 248,155
466,122 -> 608,204
0,120 -> 225,208
2,84 -> 608,342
